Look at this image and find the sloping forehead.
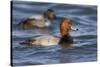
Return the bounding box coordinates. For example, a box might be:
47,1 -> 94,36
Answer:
61,18 -> 72,25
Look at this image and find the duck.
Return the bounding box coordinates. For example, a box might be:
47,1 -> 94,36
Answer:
18,9 -> 56,29
20,17 -> 78,47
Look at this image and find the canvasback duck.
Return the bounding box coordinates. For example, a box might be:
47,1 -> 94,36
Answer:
20,17 -> 78,47
18,9 -> 56,29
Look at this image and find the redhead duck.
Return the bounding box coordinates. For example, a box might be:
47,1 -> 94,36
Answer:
20,17 -> 78,47
18,9 -> 56,29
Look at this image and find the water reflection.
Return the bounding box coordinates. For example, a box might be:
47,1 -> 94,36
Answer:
59,52 -> 72,63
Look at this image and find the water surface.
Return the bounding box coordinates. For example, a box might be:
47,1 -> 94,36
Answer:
11,1 -> 97,66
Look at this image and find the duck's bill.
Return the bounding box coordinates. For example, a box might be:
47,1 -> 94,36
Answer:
71,26 -> 79,31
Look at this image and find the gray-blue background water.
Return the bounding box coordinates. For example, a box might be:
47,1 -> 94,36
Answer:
11,1 -> 97,66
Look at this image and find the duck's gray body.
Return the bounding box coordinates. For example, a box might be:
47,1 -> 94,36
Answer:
20,35 -> 60,46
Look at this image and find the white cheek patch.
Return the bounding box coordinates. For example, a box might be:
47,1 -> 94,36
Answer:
45,21 -> 51,27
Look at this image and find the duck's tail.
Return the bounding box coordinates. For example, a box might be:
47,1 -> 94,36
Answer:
20,39 -> 36,45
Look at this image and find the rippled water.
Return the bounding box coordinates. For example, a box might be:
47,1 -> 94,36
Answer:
11,1 -> 97,66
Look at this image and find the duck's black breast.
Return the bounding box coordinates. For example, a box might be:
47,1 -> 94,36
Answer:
59,35 -> 73,44
58,35 -> 73,48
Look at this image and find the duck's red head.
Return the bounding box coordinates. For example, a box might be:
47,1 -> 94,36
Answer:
60,17 -> 72,37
